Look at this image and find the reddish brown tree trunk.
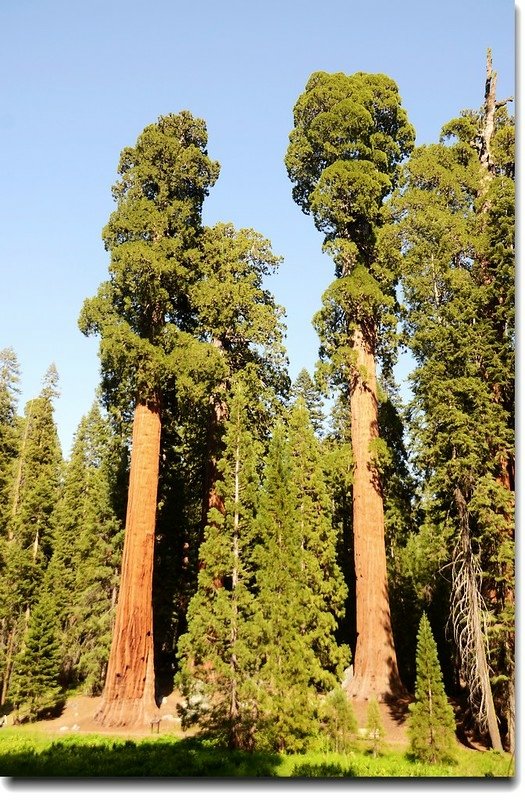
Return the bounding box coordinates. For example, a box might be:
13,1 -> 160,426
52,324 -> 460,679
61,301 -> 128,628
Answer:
95,399 -> 161,727
346,325 -> 403,701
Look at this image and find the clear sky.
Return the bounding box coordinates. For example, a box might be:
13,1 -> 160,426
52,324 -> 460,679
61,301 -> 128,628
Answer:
0,0 -> 516,456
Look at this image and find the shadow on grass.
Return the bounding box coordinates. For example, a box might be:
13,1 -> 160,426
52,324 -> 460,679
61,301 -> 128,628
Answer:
0,736 -> 282,778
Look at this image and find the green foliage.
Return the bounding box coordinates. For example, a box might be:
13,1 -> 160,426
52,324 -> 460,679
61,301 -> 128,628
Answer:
319,687 -> 357,753
0,728 -> 513,777
291,368 -> 324,435
79,111 -> 220,411
286,70 -> 415,388
388,79 -> 515,740
49,402 -> 124,694
253,410 -> 348,752
177,383 -> 261,749
10,591 -> 64,721
1,369 -> 62,708
409,614 -> 457,764
366,698 -> 385,757
192,223 -> 288,405
0,348 -> 20,536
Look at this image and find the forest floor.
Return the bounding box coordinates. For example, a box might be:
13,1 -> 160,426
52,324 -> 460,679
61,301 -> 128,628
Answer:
8,691 -> 488,753
11,692 -> 411,747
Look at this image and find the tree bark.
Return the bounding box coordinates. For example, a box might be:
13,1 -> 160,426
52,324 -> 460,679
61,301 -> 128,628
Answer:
94,399 -> 161,727
345,324 -> 403,701
451,486 -> 503,752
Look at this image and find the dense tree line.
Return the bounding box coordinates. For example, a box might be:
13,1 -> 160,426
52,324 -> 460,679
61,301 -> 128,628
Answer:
0,52 -> 514,755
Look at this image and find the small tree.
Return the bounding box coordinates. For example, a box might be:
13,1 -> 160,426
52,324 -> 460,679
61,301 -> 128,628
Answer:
320,687 -> 357,753
10,591 -> 63,721
366,697 -> 385,757
408,613 -> 457,764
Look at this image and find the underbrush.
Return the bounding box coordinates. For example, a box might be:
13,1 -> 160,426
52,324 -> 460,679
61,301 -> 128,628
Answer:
0,729 -> 513,778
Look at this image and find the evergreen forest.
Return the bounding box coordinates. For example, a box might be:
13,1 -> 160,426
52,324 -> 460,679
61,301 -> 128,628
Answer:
0,51 -> 514,776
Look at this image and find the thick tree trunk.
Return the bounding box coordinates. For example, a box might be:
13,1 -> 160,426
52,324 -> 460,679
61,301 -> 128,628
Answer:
94,400 -> 161,727
345,324 -> 403,701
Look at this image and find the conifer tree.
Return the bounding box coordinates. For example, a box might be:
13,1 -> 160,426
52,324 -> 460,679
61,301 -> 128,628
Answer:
177,383 -> 260,749
79,112 -> 220,726
48,402 -> 123,694
319,686 -> 358,753
10,588 -> 63,721
253,422 -> 318,751
384,51 -> 514,749
253,413 -> 348,752
1,367 -> 62,706
408,613 -> 457,764
0,348 -> 20,536
191,221 -> 288,523
287,399 -> 349,682
285,71 -> 415,700
0,348 -> 21,707
366,697 -> 385,757
290,368 -> 324,435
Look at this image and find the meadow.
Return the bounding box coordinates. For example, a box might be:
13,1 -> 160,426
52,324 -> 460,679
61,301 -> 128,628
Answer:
0,728 -> 514,779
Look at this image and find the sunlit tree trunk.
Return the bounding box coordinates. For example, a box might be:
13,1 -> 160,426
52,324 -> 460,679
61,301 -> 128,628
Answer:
346,325 -> 403,701
95,400 -> 161,727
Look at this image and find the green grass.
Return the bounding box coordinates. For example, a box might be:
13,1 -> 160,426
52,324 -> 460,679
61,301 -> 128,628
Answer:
0,728 -> 514,778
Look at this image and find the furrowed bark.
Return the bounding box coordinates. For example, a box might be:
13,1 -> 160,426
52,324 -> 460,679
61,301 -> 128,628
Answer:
95,399 -> 161,727
346,324 -> 403,701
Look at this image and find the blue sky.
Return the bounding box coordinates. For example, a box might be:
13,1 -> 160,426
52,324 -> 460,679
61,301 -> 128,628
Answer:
0,0 -> 516,455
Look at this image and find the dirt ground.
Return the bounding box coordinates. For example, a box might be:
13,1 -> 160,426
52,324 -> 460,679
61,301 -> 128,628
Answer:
7,693 -> 411,746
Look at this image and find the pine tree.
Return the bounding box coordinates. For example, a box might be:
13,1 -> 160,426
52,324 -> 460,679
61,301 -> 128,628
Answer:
0,348 -> 20,708
366,697 -> 385,757
253,413 -> 348,752
291,368 -> 324,435
286,399 -> 349,684
79,112 -> 220,726
319,687 -> 357,753
191,221 -> 288,525
1,368 -> 62,707
10,588 -> 63,722
384,51 -> 514,750
48,401 -> 123,694
285,70 -> 415,700
408,613 -> 457,764
177,383 -> 261,749
253,422 -> 319,752
0,348 -> 20,536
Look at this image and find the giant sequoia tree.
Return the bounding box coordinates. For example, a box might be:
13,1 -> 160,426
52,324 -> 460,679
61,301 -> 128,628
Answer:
285,71 -> 414,700
79,112 -> 220,726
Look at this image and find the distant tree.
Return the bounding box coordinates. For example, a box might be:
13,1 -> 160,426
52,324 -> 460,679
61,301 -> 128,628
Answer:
286,399 -> 349,683
291,368 -> 324,435
0,368 -> 62,707
0,348 -> 20,535
79,112 -> 220,726
285,70 -> 415,700
408,613 -> 457,764
252,422 -> 319,752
